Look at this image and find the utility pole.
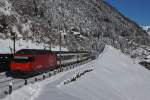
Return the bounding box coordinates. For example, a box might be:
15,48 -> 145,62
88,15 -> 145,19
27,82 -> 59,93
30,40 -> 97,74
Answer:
59,31 -> 62,69
10,34 -> 31,54
50,42 -> 51,51
10,32 -> 16,54
13,35 -> 16,54
59,0 -> 64,71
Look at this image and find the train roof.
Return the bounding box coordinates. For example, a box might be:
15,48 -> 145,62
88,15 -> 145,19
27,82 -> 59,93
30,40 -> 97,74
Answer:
16,49 -> 52,54
16,49 -> 88,55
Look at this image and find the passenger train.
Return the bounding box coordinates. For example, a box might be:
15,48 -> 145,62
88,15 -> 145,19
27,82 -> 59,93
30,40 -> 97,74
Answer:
10,49 -> 90,75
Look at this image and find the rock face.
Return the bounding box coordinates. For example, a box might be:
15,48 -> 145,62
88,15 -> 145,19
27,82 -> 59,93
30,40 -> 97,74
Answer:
0,0 -> 150,57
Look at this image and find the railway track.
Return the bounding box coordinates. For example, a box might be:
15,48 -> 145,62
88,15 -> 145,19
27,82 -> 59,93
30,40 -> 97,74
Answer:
0,58 -> 93,99
0,72 -> 5,75
0,72 -> 6,78
0,72 -> 12,83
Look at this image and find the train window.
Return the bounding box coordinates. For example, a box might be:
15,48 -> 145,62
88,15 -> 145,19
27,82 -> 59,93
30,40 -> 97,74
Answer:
14,56 -> 33,63
57,55 -> 75,60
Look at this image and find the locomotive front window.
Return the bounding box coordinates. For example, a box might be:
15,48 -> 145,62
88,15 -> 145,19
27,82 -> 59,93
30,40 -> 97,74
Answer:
14,56 -> 33,63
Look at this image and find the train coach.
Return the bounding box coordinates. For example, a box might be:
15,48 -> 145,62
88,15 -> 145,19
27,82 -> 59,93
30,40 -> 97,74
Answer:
10,49 -> 90,75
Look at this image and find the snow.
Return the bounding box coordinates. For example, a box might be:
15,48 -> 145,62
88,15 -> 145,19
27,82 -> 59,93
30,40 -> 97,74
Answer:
144,55 -> 150,62
0,0 -> 12,16
0,38 -> 68,53
0,39 -> 45,53
79,35 -> 87,39
2,45 -> 150,100
147,55 -> 150,59
142,26 -> 150,36
142,26 -> 150,30
73,32 -> 80,35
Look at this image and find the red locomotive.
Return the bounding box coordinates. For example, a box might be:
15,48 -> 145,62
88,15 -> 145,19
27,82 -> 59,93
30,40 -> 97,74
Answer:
10,49 -> 57,74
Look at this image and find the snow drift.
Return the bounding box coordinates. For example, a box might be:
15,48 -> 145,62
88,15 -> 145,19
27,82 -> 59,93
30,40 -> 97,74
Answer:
3,45 -> 150,100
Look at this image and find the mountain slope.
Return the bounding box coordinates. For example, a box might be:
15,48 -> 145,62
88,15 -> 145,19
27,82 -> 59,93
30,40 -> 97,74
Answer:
0,0 -> 149,57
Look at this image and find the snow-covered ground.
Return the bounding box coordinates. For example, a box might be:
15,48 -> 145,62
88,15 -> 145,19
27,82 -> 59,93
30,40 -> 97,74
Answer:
0,38 -> 68,53
142,26 -> 150,31
2,45 -> 150,100
142,26 -> 150,35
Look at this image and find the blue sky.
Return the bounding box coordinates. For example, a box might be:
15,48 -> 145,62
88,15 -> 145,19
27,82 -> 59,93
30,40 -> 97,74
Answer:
106,0 -> 150,25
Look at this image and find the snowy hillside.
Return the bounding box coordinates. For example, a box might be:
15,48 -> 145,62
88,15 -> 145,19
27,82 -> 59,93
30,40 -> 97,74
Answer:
3,45 -> 150,100
0,0 -> 150,56
142,26 -> 150,36
142,26 -> 150,30
0,37 -> 68,53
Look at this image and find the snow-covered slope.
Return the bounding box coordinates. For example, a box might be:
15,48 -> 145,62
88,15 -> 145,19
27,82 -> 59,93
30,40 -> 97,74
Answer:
0,39 -> 45,53
142,26 -> 150,36
0,39 -> 68,53
0,0 -> 150,56
3,45 -> 150,100
0,37 -> 68,53
142,26 -> 150,30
